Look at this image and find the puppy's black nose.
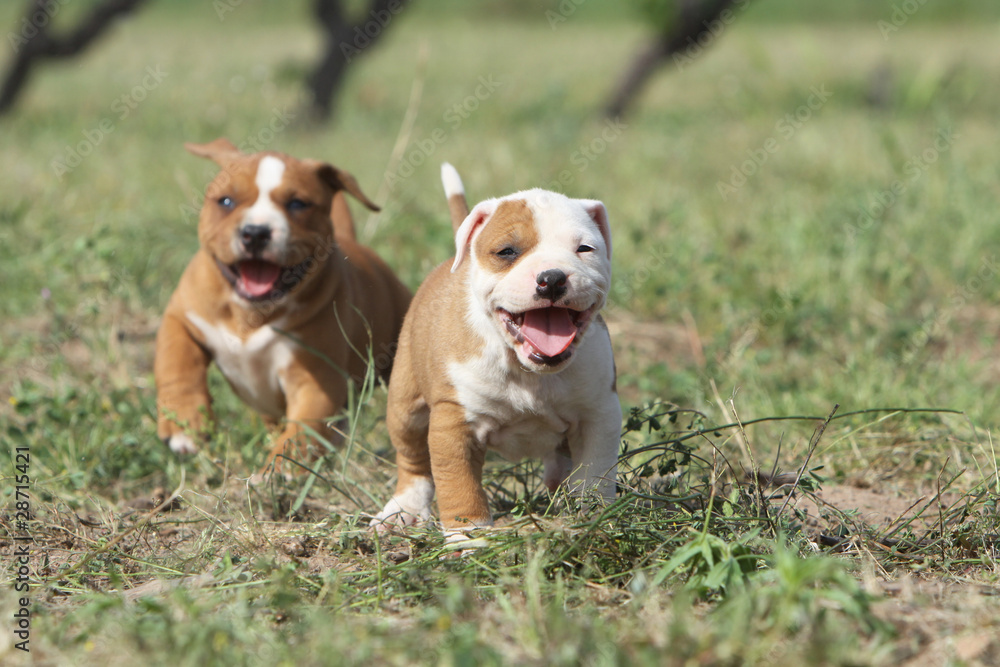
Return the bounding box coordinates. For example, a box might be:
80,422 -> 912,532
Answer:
240,224 -> 271,254
535,268 -> 568,301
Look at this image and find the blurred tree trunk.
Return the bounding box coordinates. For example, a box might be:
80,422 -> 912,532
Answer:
0,0 -> 147,116
307,0 -> 409,121
604,0 -> 737,119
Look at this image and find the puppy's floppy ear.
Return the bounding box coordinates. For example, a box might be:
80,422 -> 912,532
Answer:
576,199 -> 612,260
312,162 -> 380,213
185,138 -> 242,165
451,199 -> 498,272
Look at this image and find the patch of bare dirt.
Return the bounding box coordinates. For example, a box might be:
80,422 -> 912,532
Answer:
606,311 -> 701,369
773,480 -> 1000,665
875,576 -> 1000,667
792,481 -> 964,534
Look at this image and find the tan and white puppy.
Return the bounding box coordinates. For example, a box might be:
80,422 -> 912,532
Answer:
155,138 -> 411,476
372,164 -> 621,537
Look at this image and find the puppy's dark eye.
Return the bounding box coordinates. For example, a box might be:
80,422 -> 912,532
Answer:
218,196 -> 236,211
577,244 -> 596,253
496,246 -> 519,259
286,198 -> 311,213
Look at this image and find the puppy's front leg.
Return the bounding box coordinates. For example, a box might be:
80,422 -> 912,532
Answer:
428,401 -> 492,535
263,363 -> 344,477
155,312 -> 213,454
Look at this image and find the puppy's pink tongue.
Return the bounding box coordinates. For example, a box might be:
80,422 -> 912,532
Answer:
521,307 -> 576,357
238,260 -> 281,297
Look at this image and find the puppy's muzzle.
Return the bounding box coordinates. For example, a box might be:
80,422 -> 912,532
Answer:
240,224 -> 272,255
535,268 -> 568,302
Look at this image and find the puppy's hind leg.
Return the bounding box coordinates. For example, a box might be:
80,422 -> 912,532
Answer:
543,439 -> 573,493
567,398 -> 622,505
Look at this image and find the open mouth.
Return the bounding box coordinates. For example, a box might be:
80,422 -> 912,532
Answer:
497,306 -> 595,367
215,257 -> 312,302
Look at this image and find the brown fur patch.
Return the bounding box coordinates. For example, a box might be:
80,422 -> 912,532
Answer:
472,199 -> 539,274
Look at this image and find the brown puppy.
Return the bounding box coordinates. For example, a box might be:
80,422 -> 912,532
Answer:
372,164 -> 621,540
155,139 -> 411,475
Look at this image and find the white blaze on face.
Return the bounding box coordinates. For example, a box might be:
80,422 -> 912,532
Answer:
241,155 -> 289,256
524,193 -> 610,283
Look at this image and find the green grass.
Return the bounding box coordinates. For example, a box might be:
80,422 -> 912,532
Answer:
2,3 -> 1000,665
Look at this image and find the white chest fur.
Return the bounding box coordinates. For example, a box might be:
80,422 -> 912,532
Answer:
447,328 -> 616,462
185,312 -> 293,418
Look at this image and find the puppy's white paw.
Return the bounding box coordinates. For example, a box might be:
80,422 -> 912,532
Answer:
167,433 -> 199,455
370,497 -> 432,532
369,477 -> 434,532
442,530 -> 491,546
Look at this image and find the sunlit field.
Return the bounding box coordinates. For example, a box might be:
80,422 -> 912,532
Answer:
1,1 -> 999,664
